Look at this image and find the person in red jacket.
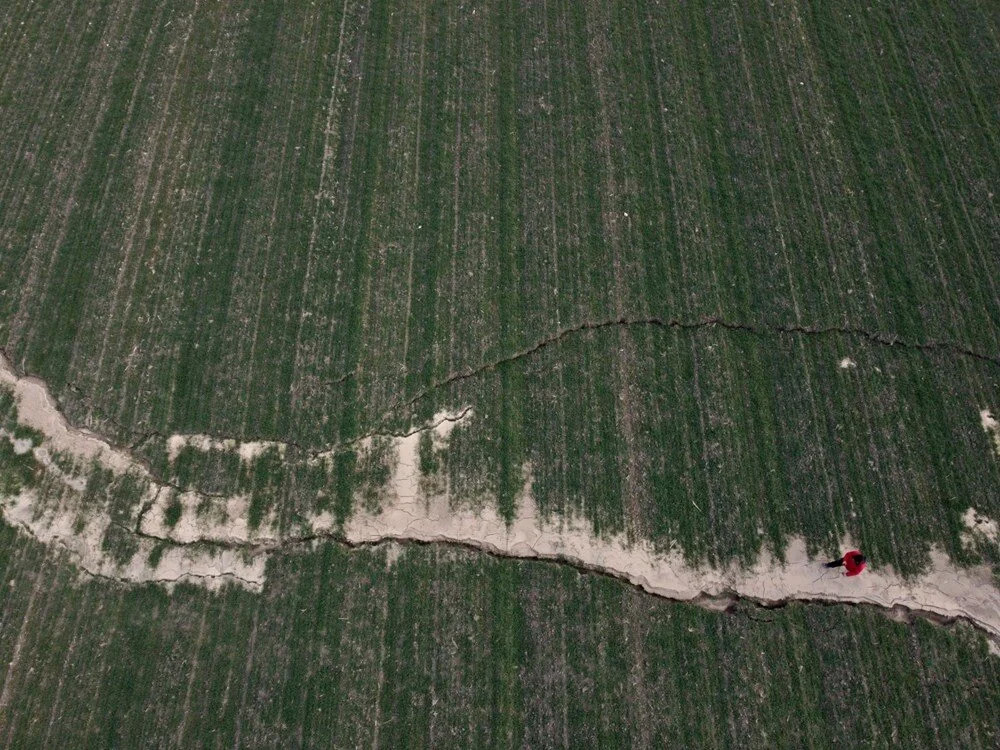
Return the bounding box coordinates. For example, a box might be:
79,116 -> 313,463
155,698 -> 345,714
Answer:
825,550 -> 867,576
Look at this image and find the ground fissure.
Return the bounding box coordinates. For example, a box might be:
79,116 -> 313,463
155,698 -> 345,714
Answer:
5,314 -> 998,456
1,339 -> 999,653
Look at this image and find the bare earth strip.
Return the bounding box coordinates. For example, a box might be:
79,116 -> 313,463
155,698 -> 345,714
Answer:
0,351 -> 266,588
1,351 -> 998,652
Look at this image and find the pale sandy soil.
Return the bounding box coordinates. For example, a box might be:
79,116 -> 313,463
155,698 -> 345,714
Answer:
0,352 -> 266,588
1,352 -> 998,648
962,507 -> 999,547
9,436 -> 33,455
982,409 -> 1000,457
141,490 -> 281,548
165,433 -> 285,463
0,352 -> 138,475
347,495 -> 1000,639
2,487 -> 265,589
332,420 -> 1000,644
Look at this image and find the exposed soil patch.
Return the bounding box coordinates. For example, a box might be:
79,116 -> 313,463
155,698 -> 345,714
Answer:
2,487 -> 266,589
0,352 -> 137,475
1,351 -> 998,650
0,352 -> 266,588
962,507 -> 999,547
165,433 -> 286,463
337,471 -> 1000,645
981,409 -> 1000,458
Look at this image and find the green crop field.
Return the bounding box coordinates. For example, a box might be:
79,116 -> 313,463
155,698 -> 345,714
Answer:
1,0 -> 999,745
0,522 -> 998,748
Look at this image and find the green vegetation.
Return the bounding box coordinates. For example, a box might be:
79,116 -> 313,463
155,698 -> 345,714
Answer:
1,0 -> 994,568
0,0 -> 998,744
11,425 -> 42,446
0,437 -> 40,496
417,430 -> 438,476
163,495 -> 183,530
99,473 -> 146,566
0,523 -> 996,747
147,543 -> 166,570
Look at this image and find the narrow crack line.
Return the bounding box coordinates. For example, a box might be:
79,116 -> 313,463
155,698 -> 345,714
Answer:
385,315 -> 1000,416
133,485 -> 164,536
5,343 -> 466,462
123,521 -> 1000,645
6,339 -> 997,640
76,560 -> 262,588
336,405 -> 473,447
1,347 -> 471,514
3,516 -> 262,588
8,316 -> 997,461
321,370 -> 356,387
305,405 -> 475,458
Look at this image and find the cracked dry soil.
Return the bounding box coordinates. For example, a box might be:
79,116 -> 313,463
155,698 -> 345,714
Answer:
1,342 -> 999,653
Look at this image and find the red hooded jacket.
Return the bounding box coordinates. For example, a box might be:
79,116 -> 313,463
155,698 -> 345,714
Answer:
843,550 -> 866,576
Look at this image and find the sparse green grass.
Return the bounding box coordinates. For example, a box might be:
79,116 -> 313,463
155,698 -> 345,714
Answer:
417,430 -> 438,476
99,472 -> 147,565
163,495 -> 183,529
147,542 -> 166,569
0,437 -> 40,496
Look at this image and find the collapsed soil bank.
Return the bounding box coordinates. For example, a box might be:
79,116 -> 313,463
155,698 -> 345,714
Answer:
2,351 -> 999,649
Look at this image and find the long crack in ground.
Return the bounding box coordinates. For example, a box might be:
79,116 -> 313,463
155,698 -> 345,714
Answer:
8,315 -> 999,454
1,343 -> 999,654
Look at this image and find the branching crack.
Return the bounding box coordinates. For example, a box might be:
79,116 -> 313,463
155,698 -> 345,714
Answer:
3,327 -> 999,645
130,407 -> 474,532
2,514 -> 262,588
